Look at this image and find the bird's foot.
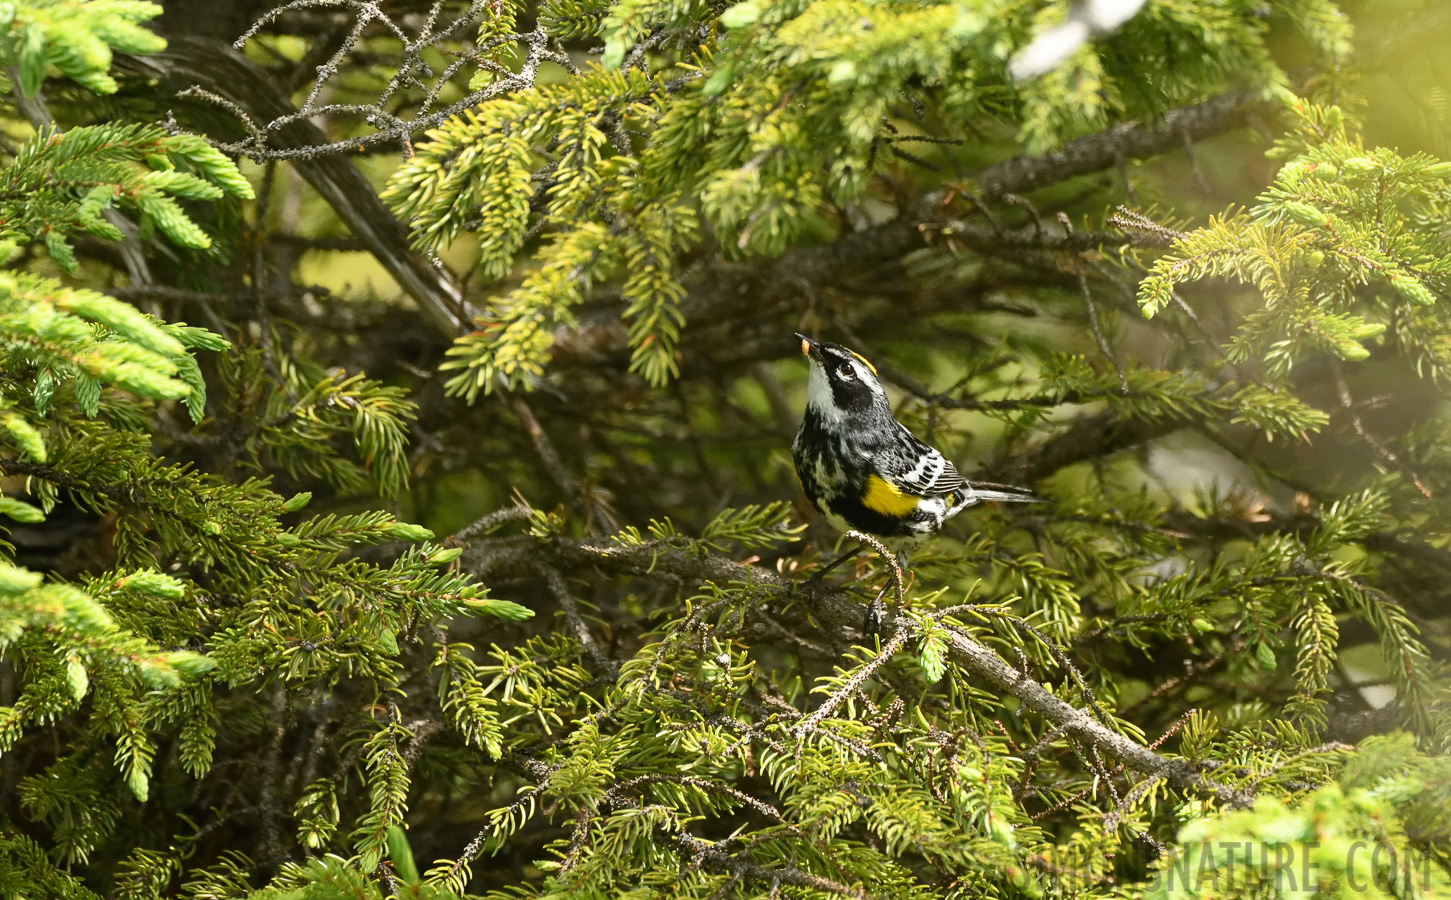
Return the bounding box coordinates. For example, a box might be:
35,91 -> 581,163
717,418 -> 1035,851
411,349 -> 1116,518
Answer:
864,575 -> 902,637
862,591 -> 884,638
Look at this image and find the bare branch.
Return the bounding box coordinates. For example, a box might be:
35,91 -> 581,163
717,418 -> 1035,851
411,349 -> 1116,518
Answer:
116,36 -> 475,337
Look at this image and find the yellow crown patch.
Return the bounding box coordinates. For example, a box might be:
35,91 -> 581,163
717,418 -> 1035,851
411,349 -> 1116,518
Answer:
848,350 -> 878,376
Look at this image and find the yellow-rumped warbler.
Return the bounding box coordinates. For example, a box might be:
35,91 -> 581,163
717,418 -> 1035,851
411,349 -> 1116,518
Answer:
791,334 -> 1037,576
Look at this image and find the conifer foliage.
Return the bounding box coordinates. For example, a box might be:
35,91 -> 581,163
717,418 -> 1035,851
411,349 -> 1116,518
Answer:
1,1 -> 1450,899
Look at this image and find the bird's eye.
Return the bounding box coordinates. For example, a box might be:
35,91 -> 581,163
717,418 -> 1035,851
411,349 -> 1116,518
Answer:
836,364 -> 854,380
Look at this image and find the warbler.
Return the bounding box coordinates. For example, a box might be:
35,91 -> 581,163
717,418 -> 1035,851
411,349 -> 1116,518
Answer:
791,334 -> 1037,572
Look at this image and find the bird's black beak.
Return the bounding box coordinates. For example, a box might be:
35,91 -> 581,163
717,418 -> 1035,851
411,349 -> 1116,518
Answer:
795,333 -> 822,363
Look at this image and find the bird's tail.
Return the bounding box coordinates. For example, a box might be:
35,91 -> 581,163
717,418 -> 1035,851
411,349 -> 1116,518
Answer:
962,482 -> 1042,504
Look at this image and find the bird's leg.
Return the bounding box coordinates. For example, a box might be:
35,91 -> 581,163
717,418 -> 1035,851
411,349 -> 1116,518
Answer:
887,551 -> 907,610
863,552 -> 907,637
807,544 -> 862,583
839,531 -> 906,637
863,583 -> 886,638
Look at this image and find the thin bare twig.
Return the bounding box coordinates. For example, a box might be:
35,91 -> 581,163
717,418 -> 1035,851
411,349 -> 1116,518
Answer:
538,563 -> 617,679
1077,268 -> 1129,393
1332,360 -> 1431,498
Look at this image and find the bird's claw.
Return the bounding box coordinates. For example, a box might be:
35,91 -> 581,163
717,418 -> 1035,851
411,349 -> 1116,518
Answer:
862,595 -> 883,638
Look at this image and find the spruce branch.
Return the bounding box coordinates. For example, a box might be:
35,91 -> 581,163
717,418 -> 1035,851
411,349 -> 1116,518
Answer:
462,530 -> 1253,808
666,829 -> 867,899
547,87 -> 1272,375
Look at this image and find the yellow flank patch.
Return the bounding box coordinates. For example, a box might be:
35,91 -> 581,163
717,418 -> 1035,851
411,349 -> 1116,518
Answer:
863,475 -> 919,517
849,350 -> 877,375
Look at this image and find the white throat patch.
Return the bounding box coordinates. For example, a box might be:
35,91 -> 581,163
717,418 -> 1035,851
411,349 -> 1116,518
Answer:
806,363 -> 846,424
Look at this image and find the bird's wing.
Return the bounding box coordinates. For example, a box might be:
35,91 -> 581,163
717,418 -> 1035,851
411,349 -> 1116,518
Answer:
884,429 -> 966,496
882,427 -> 1039,503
